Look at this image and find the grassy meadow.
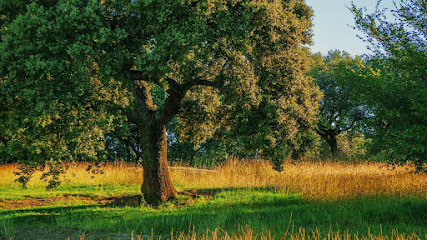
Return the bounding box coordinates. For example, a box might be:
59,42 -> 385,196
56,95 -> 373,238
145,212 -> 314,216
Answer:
0,159 -> 426,240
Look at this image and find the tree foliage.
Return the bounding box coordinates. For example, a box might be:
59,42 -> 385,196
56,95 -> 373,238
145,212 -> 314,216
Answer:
351,0 -> 427,172
1,0 -> 130,187
175,2 -> 321,170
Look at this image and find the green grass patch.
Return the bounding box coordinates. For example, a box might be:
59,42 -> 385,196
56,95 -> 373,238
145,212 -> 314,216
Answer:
1,187 -> 426,239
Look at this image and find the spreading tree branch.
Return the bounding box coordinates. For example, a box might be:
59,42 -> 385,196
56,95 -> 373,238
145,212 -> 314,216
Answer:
156,74 -> 224,126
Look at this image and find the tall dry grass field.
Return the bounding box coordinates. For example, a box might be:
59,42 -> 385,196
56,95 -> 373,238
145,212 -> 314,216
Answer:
1,159 -> 425,200
172,159 -> 427,200
125,226 -> 424,240
0,162 -> 143,189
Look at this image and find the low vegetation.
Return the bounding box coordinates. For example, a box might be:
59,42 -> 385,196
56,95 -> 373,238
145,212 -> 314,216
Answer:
1,160 -> 426,239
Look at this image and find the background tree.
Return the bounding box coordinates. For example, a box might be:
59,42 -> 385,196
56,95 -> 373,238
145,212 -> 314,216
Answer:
308,50 -> 366,156
1,0 -> 319,205
351,0 -> 427,172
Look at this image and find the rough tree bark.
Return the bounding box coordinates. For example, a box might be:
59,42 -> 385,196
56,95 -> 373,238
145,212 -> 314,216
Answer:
126,80 -> 176,205
140,122 -> 177,204
127,74 -> 198,205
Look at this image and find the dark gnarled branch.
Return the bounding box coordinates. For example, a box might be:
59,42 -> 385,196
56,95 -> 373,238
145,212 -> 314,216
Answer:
156,76 -> 224,126
128,70 -> 162,86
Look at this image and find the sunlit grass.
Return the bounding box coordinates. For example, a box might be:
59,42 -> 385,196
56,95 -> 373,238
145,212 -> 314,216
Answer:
2,188 -> 426,240
0,159 -> 426,240
186,159 -> 426,200
0,162 -> 143,188
0,159 -> 426,201
125,226 -> 425,240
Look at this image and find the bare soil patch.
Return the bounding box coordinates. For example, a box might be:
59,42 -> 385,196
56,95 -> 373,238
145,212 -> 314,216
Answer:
0,190 -> 217,210
0,195 -> 140,210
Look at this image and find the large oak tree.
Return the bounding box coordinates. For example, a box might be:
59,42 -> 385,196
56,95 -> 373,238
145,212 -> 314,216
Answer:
0,0 -> 320,204
308,51 -> 366,156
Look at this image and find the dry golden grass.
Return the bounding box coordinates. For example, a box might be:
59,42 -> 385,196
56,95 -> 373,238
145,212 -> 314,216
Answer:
176,227 -> 425,240
1,159 -> 426,201
1,160 -> 426,240
0,162 -> 143,188
171,159 -> 426,201
74,226 -> 426,240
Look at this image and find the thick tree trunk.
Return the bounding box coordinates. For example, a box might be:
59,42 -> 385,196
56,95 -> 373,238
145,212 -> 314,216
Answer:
127,80 -> 179,206
325,135 -> 338,156
128,76 -> 193,205
316,126 -> 341,156
140,122 -> 177,205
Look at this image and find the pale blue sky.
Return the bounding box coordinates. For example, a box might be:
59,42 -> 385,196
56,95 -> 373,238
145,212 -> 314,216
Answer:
305,0 -> 396,56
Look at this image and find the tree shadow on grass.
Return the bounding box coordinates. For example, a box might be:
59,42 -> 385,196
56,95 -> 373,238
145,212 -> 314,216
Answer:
2,189 -> 426,240
0,204 -> 99,216
103,194 -> 143,207
100,189 -> 218,208
177,186 -> 286,198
